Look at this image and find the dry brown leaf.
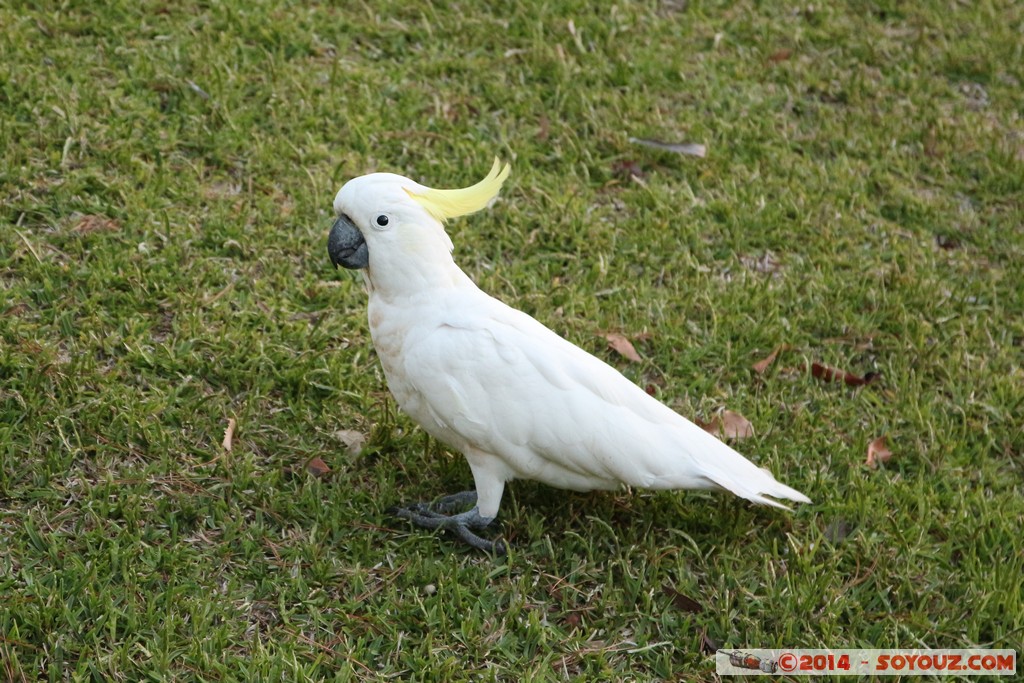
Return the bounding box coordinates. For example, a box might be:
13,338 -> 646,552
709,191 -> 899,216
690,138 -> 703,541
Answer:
661,585 -> 704,614
604,333 -> 642,362
699,410 -> 754,440
222,418 -> 236,452
306,457 -> 331,477
866,436 -> 892,468
537,114 -> 550,142
561,612 -> 582,629
752,344 -> 790,374
809,361 -> 881,387
333,429 -> 367,455
73,214 -> 120,234
720,410 -> 754,439
700,628 -> 721,655
628,136 -> 707,158
4,303 -> 30,317
611,159 -> 646,181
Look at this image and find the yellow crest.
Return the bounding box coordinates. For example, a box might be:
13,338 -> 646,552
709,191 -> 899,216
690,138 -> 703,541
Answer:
405,158 -> 511,224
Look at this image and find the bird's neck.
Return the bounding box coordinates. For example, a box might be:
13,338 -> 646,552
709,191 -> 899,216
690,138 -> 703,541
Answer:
364,251 -> 476,303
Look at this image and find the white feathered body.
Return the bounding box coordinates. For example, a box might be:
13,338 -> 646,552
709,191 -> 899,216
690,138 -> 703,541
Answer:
367,278 -> 808,518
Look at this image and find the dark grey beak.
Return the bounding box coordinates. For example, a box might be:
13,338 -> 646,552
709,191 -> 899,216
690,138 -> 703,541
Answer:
327,214 -> 369,269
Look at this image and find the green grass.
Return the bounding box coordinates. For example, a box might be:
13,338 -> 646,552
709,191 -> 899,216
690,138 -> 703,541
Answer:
2,0 -> 1022,679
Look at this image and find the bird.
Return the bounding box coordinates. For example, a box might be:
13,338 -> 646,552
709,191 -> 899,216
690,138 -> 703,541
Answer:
327,159 -> 810,553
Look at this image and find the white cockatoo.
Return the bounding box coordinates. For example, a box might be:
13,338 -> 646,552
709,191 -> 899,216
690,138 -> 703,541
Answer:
328,160 -> 810,552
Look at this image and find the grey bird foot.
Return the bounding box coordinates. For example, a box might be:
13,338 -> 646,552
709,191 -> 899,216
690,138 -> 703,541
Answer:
389,491 -> 507,554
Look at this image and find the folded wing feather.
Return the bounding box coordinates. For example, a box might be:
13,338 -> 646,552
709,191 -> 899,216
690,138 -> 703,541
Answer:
398,293 -> 810,508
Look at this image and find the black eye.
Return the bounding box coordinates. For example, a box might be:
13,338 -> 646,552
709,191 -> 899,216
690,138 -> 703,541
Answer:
375,215 -> 389,227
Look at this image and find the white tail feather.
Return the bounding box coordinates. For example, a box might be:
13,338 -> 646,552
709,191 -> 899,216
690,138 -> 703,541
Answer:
661,422 -> 811,509
702,456 -> 811,509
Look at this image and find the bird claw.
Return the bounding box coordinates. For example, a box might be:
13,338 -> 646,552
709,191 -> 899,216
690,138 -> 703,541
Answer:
450,523 -> 508,555
388,492 -> 506,554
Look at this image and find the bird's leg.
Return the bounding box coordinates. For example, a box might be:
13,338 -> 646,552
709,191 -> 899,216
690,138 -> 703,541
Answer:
389,492 -> 506,554
431,490 -> 479,513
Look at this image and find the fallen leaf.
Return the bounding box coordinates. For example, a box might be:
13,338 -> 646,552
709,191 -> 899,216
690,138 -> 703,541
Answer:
628,136 -> 707,158
720,411 -> 755,439
661,585 -> 704,614
700,628 -> 721,655
699,410 -> 754,440
768,48 -> 792,63
561,612 -> 582,628
73,214 -> 120,234
611,159 -> 646,181
333,429 -> 367,455
222,418 -> 236,452
866,436 -> 892,468
752,344 -> 790,374
537,114 -> 550,141
306,457 -> 331,477
3,303 -> 30,317
809,361 -> 880,387
604,333 -> 642,362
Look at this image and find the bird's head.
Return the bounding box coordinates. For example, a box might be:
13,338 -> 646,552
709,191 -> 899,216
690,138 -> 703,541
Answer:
328,159 -> 510,289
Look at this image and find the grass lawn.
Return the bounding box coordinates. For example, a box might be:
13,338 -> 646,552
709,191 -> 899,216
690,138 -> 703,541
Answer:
2,0 -> 1022,679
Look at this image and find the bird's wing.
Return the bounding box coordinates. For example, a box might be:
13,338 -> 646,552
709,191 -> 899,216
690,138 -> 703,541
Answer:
399,295 -> 809,507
